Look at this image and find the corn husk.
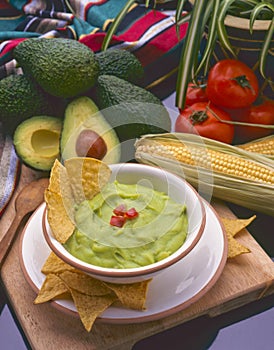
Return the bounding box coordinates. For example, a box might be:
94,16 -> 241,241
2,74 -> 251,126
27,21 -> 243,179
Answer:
237,135 -> 274,160
135,133 -> 274,216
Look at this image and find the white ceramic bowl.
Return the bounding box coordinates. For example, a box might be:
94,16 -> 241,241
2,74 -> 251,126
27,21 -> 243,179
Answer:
42,163 -> 206,284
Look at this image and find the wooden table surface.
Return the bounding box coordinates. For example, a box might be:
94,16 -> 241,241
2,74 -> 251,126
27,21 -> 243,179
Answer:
1,165 -> 274,350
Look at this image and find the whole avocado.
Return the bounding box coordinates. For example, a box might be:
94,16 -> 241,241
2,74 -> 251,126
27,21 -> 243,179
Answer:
96,49 -> 144,84
95,75 -> 171,142
13,38 -> 99,98
0,74 -> 64,135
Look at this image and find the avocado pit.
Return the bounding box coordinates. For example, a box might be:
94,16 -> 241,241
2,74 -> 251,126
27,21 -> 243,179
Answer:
75,129 -> 107,160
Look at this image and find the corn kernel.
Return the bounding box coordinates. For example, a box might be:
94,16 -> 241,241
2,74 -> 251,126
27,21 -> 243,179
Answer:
238,136 -> 274,156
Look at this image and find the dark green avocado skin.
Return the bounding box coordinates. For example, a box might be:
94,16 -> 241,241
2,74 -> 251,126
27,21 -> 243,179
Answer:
13,38 -> 99,98
96,49 -> 144,85
0,74 -> 66,135
95,75 -> 171,142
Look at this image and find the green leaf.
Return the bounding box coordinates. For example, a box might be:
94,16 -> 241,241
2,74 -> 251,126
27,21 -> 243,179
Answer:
175,0 -> 209,109
250,3 -> 274,32
250,3 -> 267,28
217,0 -> 238,57
175,0 -> 187,39
195,0 -> 219,77
259,16 -> 274,79
176,12 -> 191,26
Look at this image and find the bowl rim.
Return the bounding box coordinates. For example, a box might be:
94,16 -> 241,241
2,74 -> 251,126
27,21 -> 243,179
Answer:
42,163 -> 206,279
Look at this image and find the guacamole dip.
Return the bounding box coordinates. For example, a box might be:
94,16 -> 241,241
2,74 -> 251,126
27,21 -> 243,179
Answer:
64,181 -> 188,269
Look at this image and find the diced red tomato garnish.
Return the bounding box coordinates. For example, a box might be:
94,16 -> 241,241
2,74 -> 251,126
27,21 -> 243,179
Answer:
125,208 -> 139,219
110,215 -> 126,227
110,204 -> 139,227
113,204 -> 127,216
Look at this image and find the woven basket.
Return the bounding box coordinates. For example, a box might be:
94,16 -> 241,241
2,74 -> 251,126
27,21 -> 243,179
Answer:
209,15 -> 274,98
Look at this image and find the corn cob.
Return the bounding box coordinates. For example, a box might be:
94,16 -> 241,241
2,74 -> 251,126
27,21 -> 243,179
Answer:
237,135 -> 274,160
135,133 -> 274,216
137,139 -> 274,185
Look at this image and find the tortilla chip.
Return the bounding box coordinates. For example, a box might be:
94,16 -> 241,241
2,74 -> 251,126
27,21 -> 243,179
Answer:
105,279 -> 152,310
55,291 -> 72,300
47,159 -> 73,200
69,289 -> 117,332
59,270 -> 111,296
45,189 -> 75,243
64,157 -> 111,204
41,252 -> 77,275
221,215 -> 256,237
34,274 -> 68,304
46,160 -> 75,218
226,231 -> 251,258
45,159 -> 76,243
221,216 -> 255,258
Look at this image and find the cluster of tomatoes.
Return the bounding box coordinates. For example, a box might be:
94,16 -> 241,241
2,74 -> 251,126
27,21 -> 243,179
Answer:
175,59 -> 274,144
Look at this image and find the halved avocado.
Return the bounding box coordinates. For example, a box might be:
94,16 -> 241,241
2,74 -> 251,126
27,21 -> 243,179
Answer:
60,96 -> 121,163
13,116 -> 62,171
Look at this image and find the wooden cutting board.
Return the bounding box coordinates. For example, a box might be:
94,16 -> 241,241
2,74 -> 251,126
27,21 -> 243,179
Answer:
1,165 -> 274,350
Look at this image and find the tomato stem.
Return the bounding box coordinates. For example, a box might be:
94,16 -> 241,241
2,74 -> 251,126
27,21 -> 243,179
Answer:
209,106 -> 274,129
189,110 -> 208,125
231,75 -> 252,90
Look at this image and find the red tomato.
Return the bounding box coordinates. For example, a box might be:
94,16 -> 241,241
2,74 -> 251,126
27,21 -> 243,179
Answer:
206,59 -> 259,109
179,83 -> 208,113
185,82 -> 208,106
175,102 -> 235,144
232,99 -> 274,143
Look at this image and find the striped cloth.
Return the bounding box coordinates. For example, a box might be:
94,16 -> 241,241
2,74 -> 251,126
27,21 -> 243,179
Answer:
0,128 -> 21,217
0,0 -> 188,215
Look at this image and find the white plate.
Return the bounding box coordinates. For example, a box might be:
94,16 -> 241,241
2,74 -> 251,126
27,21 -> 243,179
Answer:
19,199 -> 227,324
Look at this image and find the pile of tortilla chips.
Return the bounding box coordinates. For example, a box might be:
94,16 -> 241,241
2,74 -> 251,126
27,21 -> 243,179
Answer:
221,215 -> 256,258
35,251 -> 151,332
40,157 -> 151,331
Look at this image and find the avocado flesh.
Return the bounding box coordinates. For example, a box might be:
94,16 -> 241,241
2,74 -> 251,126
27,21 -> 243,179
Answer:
13,38 -> 99,98
96,49 -> 144,84
95,75 -> 171,142
60,96 -> 121,164
13,116 -> 62,171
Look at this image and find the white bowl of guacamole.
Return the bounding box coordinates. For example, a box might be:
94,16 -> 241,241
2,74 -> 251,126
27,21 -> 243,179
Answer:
43,163 -> 206,284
